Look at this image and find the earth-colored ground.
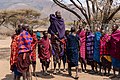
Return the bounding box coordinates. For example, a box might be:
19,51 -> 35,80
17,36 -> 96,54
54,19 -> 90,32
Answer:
0,37 -> 120,80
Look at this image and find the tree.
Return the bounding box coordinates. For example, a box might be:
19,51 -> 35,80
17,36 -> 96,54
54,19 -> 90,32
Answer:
0,9 -> 48,29
53,0 -> 120,30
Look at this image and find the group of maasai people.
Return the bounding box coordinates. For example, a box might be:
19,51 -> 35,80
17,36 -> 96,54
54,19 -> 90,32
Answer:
10,11 -> 120,80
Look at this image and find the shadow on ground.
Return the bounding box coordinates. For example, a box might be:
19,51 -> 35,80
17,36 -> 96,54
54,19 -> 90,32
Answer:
35,71 -> 55,79
1,73 -> 13,80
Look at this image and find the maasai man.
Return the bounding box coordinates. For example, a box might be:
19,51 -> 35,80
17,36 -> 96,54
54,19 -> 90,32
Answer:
29,29 -> 37,76
100,29 -> 111,76
93,28 -> 102,74
108,24 -> 120,77
17,24 -> 32,80
77,26 -> 87,72
66,27 -> 79,79
38,31 -> 51,75
86,29 -> 95,73
48,11 -> 65,73
10,28 -> 21,80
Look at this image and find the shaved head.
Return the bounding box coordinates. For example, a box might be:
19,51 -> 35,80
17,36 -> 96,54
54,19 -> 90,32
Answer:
112,24 -> 119,32
55,11 -> 61,19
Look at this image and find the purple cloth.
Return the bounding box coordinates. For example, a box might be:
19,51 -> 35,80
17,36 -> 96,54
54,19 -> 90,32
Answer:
48,14 -> 65,39
86,32 -> 94,61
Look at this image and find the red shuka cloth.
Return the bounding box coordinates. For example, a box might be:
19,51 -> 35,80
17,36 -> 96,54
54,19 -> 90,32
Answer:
10,35 -> 19,71
30,33 -> 37,61
108,30 -> 120,60
38,37 -> 51,61
78,30 -> 86,60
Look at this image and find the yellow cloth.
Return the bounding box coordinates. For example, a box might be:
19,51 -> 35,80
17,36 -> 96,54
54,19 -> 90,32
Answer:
100,55 -> 112,62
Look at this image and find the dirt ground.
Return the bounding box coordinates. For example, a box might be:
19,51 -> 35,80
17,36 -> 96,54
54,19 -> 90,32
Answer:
0,37 -> 120,80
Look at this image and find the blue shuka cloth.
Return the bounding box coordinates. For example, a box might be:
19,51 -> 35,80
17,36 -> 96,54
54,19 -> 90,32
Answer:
112,57 -> 120,68
66,34 -> 79,67
93,32 -> 102,63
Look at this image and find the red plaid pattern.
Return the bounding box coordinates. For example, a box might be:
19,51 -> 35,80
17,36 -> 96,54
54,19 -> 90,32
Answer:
30,33 -> 37,61
10,35 -> 19,70
100,34 -> 109,55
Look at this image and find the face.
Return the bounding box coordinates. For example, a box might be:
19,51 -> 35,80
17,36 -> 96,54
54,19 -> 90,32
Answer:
55,11 -> 61,19
65,30 -> 69,36
101,30 -> 105,36
96,27 -> 100,32
43,31 -> 48,38
112,25 -> 118,32
30,30 -> 33,35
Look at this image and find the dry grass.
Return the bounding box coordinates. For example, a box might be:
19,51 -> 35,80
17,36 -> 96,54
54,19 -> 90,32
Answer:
0,27 -> 14,40
0,35 -> 7,40
0,28 -> 14,36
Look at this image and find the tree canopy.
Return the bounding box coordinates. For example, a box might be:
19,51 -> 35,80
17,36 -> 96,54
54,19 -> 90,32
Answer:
0,9 -> 48,29
53,0 -> 120,30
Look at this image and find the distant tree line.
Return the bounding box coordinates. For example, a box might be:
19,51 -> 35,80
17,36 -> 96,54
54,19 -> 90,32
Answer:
0,9 -> 48,29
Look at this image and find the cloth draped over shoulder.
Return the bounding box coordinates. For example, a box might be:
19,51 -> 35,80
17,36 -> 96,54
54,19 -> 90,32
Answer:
93,32 -> 102,63
10,35 -> 19,71
18,30 -> 32,54
78,30 -> 86,60
17,30 -> 32,73
66,34 -> 79,67
38,37 -> 51,61
100,34 -> 110,55
108,30 -> 120,60
100,34 -> 111,62
30,33 -> 37,61
109,31 -> 120,67
48,14 -> 65,39
86,32 -> 94,61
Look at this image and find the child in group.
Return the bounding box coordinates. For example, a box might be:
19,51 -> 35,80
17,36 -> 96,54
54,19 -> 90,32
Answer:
38,31 -> 51,75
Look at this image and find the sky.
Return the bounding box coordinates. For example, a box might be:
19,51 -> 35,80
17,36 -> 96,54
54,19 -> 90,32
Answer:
50,0 -> 85,4
50,0 -> 86,6
50,0 -> 120,6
